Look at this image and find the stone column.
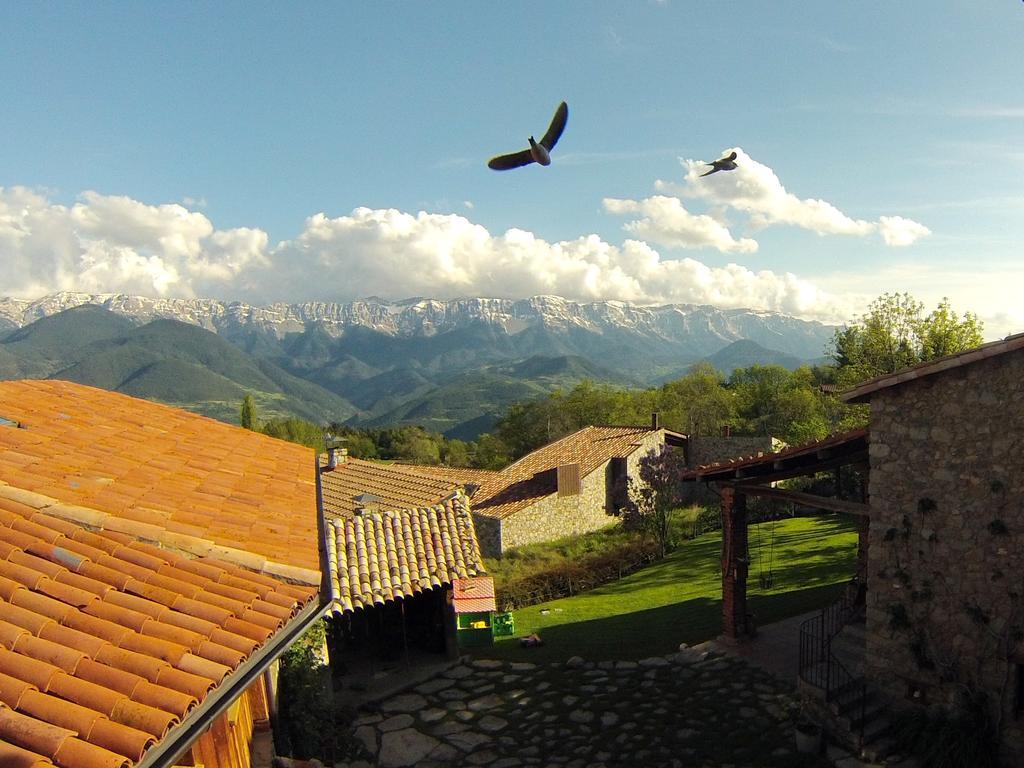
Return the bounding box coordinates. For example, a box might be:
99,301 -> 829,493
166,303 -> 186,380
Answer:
721,486 -> 753,641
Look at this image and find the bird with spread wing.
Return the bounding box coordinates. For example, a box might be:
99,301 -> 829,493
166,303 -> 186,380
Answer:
700,150 -> 738,177
488,102 -> 569,171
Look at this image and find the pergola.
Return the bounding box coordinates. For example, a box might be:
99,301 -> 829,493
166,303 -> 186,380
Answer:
683,427 -> 870,642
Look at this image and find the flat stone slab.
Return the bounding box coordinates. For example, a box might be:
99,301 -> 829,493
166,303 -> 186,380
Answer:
416,677 -> 457,694
478,715 -> 509,733
378,728 -> 440,768
381,693 -> 428,713
379,714 -> 415,733
446,730 -> 492,752
468,693 -> 504,711
444,665 -> 475,679
353,725 -> 377,755
419,707 -> 447,723
471,659 -> 504,669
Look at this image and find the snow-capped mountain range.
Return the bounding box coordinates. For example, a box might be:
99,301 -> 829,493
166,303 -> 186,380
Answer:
0,292 -> 837,361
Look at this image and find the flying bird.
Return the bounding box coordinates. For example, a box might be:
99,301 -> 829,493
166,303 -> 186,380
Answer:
700,151 -> 738,177
488,101 -> 569,171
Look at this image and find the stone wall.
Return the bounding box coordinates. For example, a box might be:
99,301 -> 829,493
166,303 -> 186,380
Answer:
686,435 -> 779,469
473,515 -> 502,561
483,430 -> 670,557
865,350 -> 1024,764
682,435 -> 779,504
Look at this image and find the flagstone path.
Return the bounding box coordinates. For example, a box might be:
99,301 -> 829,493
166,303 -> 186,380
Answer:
336,649 -> 833,768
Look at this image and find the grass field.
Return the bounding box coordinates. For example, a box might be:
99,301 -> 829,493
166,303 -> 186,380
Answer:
474,514 -> 857,663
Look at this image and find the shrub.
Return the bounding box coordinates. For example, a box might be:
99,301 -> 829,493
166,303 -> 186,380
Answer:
275,621 -> 336,761
494,537 -> 661,610
891,693 -> 999,768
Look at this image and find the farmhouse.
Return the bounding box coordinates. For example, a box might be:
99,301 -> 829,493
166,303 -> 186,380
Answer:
0,380 -> 324,768
446,422 -> 688,557
687,331 -> 1024,764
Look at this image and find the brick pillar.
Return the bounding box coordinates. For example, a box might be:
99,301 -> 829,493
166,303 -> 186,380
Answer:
721,486 -> 753,642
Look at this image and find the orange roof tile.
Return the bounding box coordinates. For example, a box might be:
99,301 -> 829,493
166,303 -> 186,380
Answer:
324,488 -> 485,614
319,457 -> 460,517
0,485 -> 318,767
0,381 -> 319,575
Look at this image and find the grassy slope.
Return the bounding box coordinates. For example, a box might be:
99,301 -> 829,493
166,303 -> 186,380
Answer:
477,515 -> 857,662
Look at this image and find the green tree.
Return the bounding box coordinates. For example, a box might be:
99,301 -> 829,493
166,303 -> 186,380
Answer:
831,292 -> 984,384
240,393 -> 257,430
728,364 -> 829,442
442,439 -> 470,467
261,417 -> 323,450
656,363 -> 735,436
391,427 -> 441,464
618,446 -> 688,558
471,433 -> 511,470
919,298 -> 985,360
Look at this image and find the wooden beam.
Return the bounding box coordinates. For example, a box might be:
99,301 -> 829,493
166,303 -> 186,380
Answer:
705,449 -> 869,485
732,484 -> 870,516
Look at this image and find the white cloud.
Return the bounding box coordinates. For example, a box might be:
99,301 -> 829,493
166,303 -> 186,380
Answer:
651,148 -> 929,247
0,188 -> 856,323
0,187 -> 266,299
877,216 -> 932,247
603,196 -> 758,254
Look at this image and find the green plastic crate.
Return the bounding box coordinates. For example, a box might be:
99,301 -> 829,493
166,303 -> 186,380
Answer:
493,612 -> 515,637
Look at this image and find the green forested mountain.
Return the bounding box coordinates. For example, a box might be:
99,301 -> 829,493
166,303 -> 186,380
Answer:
0,308 -> 356,424
359,355 -> 637,437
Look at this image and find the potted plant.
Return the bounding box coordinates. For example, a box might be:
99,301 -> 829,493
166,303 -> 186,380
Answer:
794,718 -> 823,754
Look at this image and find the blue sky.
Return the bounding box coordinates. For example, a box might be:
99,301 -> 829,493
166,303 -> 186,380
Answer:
1,1 -> 1021,335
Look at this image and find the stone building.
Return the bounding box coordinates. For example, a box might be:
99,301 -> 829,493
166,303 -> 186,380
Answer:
429,422 -> 687,557
842,332 -> 1024,763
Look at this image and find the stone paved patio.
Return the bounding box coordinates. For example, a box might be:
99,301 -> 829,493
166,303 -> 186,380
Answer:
336,648 -> 833,768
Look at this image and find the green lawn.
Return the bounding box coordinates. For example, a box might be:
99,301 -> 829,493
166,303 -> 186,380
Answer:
474,514 -> 857,663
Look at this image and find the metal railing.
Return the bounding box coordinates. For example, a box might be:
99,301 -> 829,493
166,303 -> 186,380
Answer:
798,580 -> 867,746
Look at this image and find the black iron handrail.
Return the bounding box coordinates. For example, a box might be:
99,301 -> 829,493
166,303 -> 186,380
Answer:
798,582 -> 867,747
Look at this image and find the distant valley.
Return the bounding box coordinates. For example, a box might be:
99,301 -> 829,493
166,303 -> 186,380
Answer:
0,293 -> 839,437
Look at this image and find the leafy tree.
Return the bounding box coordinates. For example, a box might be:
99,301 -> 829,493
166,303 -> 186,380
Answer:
471,433 -> 511,470
442,438 -> 470,467
391,427 -> 441,464
240,393 -> 257,430
919,298 -> 985,360
261,417 -> 323,450
729,364 -> 830,442
655,363 -> 735,436
832,292 -> 984,384
618,446 -> 688,558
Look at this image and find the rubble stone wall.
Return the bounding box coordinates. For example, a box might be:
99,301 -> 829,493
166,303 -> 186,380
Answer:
865,350 -> 1024,764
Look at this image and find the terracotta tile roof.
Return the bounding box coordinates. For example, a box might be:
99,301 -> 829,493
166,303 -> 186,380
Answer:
319,458 -> 461,518
469,426 -> 661,520
0,381 -> 319,577
451,577 -> 497,614
0,483 -> 317,768
323,489 -> 484,614
403,464 -> 501,482
841,332 -> 1024,403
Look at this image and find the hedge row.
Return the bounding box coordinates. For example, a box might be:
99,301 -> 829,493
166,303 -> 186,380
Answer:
495,537 -> 662,611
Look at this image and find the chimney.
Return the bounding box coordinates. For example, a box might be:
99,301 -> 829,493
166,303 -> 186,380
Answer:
651,412 -> 660,430
327,446 -> 348,469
